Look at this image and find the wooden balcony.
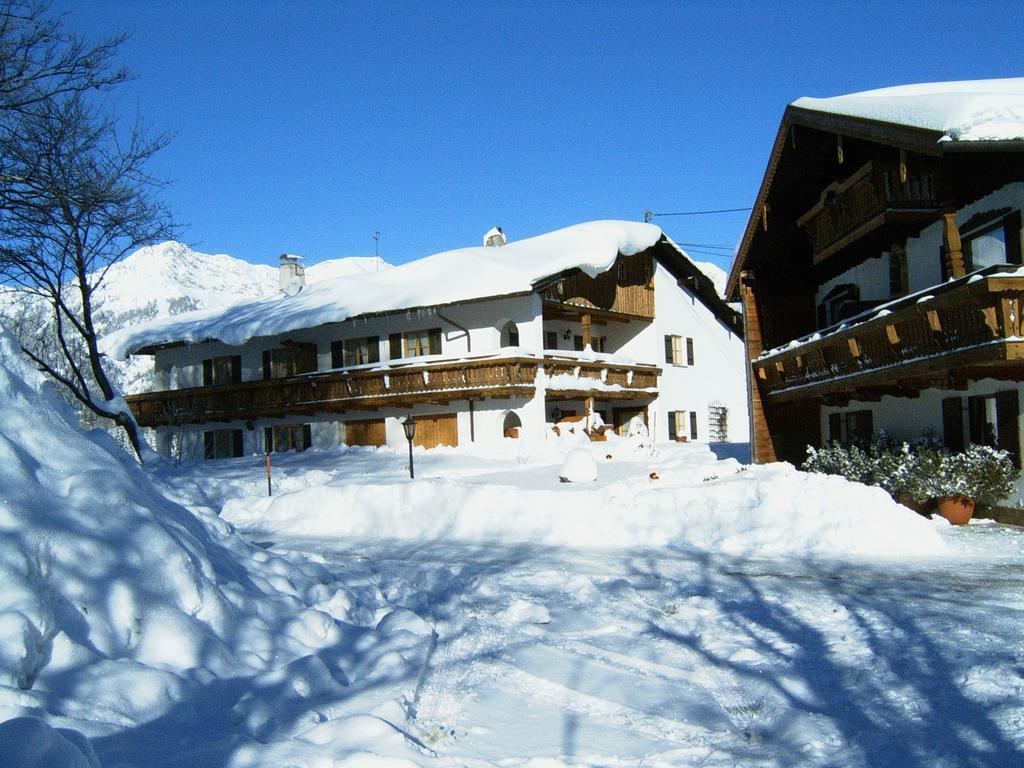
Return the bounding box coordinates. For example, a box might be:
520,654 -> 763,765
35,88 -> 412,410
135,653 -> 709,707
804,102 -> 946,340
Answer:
126,355 -> 662,428
753,268 -> 1024,403
543,356 -> 661,401
797,160 -> 943,264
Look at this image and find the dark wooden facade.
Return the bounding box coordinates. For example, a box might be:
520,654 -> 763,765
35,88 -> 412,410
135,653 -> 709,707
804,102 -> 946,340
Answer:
727,102 -> 1024,465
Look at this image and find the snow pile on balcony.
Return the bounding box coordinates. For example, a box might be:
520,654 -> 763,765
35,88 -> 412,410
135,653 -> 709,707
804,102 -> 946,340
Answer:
221,442 -> 946,559
794,77 -> 1024,143
102,220 -> 662,360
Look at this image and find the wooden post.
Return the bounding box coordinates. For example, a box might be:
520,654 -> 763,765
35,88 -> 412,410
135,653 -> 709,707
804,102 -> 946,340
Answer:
265,453 -> 272,497
739,271 -> 777,464
943,213 -> 966,279
581,313 -> 592,349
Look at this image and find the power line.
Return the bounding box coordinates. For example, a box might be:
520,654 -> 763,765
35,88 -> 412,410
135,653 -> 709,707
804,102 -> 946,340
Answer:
644,207 -> 750,222
675,242 -> 734,250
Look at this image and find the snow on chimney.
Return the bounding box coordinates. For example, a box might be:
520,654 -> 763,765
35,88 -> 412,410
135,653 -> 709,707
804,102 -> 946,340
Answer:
279,253 -> 305,294
483,226 -> 507,247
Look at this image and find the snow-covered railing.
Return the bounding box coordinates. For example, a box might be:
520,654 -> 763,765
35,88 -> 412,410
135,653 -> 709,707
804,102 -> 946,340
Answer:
753,270 -> 1024,401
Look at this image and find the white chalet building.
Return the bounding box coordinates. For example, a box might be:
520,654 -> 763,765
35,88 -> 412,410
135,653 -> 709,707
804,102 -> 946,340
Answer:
104,221 -> 747,459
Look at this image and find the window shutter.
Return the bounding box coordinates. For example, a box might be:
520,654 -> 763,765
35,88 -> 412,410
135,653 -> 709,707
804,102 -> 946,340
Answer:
428,328 -> 442,355
573,335 -> 584,351
996,390 -> 1020,468
331,341 -> 343,369
828,413 -> 841,444
668,412 -> 677,441
686,338 -> 695,366
204,431 -> 214,460
302,424 -> 312,451
232,430 -> 243,458
1006,211 -> 1023,265
546,330 -> 557,349
389,333 -> 402,359
689,411 -> 698,440
664,335 -> 673,364
231,356 -> 242,384
262,350 -> 271,379
202,359 -> 213,386
942,397 -> 965,453
368,336 -> 380,364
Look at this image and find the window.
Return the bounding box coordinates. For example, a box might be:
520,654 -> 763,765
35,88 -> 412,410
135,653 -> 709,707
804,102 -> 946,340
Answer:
827,409 -> 873,448
545,330 -> 558,350
573,335 -> 605,352
664,335 -> 692,366
967,390 -> 1020,467
332,336 -> 379,368
817,284 -> 860,328
202,355 -> 240,386
401,328 -> 442,358
689,411 -> 698,440
204,429 -> 243,459
502,322 -> 520,347
668,410 -> 687,441
963,211 -> 1022,271
263,342 -> 316,379
264,423 -> 312,453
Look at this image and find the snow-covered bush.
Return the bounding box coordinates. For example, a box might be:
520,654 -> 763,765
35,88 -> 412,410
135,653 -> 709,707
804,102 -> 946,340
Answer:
917,444 -> 1018,503
807,440 -> 1018,505
803,443 -> 873,484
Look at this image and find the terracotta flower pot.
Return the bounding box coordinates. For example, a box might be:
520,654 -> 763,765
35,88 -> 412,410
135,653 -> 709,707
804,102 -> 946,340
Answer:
936,496 -> 975,526
897,493 -> 933,518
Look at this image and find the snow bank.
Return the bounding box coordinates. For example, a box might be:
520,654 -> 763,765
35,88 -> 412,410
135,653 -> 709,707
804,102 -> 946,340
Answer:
222,444 -> 946,559
0,327 -> 398,762
101,220 -> 662,359
794,77 -> 1024,143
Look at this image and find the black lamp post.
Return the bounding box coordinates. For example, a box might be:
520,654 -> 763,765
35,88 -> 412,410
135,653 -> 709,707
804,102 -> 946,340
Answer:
402,415 -> 416,479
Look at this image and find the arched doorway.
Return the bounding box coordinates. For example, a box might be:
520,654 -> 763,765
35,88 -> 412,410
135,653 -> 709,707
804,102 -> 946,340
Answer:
502,411 -> 523,439
500,321 -> 519,347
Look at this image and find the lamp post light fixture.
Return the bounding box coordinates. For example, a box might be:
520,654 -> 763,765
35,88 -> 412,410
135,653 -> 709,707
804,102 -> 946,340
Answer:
402,415 -> 417,479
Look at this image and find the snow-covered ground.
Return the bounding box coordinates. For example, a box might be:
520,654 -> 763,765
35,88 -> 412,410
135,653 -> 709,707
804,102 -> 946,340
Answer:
3,326 -> 1024,767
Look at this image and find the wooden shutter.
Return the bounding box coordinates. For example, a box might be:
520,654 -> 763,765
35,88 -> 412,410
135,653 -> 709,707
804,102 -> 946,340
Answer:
573,335 -> 584,351
230,356 -> 242,384
668,412 -> 677,441
389,333 -> 402,359
204,431 -> 214,459
202,359 -> 213,386
232,430 -> 244,458
996,389 -> 1020,467
942,397 -> 965,452
664,335 -> 673,364
367,336 -> 380,363
302,424 -> 312,451
428,328 -> 442,355
686,338 -> 695,366
1006,211 -> 1023,265
690,411 -> 698,440
331,341 -> 343,368
262,350 -> 271,379
545,330 -> 557,349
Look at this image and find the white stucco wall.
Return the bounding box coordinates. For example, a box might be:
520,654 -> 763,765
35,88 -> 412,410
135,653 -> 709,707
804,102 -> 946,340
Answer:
650,264 -> 748,445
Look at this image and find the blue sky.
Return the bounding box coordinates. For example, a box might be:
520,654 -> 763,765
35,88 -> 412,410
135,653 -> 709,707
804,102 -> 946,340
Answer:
57,0 -> 1020,272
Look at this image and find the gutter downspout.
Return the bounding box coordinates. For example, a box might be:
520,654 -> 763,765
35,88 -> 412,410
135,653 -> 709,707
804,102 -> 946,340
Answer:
436,310 -> 475,441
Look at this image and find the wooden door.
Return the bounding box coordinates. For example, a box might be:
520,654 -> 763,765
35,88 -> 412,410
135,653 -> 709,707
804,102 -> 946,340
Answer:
413,413 -> 458,449
345,418 -> 386,447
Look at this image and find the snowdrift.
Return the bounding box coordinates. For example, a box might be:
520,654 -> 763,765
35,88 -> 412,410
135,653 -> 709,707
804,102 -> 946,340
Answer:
0,329 -> 373,762
222,442 -> 947,559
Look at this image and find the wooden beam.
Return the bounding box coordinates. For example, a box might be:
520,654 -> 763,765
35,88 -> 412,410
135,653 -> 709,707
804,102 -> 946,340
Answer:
943,213 -> 966,279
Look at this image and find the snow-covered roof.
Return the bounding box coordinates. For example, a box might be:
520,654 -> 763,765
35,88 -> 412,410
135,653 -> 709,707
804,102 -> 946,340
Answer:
102,220 -> 662,359
793,78 -> 1024,143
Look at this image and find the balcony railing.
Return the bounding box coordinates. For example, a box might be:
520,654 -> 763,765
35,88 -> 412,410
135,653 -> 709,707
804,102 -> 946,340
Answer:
797,160 -> 942,263
753,268 -> 1024,402
126,354 -> 661,427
